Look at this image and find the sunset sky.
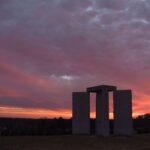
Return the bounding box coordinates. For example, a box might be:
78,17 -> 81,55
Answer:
0,0 -> 150,119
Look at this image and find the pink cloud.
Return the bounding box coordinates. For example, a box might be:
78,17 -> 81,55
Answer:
0,0 -> 150,118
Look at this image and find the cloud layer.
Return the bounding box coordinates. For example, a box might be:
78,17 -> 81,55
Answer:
0,0 -> 150,118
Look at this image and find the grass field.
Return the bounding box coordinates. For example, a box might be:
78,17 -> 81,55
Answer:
0,134 -> 150,150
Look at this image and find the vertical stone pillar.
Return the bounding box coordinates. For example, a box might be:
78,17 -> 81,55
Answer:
96,88 -> 109,136
72,92 -> 90,134
114,90 -> 133,135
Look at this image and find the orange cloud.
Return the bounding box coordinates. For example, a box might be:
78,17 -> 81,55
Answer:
0,105 -> 147,119
0,106 -> 71,119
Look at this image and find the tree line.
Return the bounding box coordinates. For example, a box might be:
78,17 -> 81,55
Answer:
0,114 -> 150,136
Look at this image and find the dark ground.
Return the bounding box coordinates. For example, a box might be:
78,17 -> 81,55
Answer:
0,114 -> 150,150
0,134 -> 150,150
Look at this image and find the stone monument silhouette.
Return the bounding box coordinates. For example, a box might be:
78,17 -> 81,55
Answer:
72,85 -> 133,136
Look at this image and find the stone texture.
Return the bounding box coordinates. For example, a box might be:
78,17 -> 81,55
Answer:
114,90 -> 133,135
87,85 -> 116,136
72,92 -> 90,134
87,85 -> 116,93
72,85 -> 133,136
96,89 -> 109,136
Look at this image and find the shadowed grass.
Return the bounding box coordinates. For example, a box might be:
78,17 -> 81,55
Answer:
0,134 -> 150,150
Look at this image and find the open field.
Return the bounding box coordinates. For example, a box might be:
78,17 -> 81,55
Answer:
0,134 -> 150,150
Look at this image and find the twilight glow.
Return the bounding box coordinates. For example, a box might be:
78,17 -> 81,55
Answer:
0,0 -> 150,118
